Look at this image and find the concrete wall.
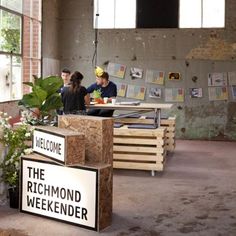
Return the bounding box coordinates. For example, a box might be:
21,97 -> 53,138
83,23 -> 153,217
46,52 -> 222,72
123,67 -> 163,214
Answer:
42,0 -> 61,76
57,0 -> 236,140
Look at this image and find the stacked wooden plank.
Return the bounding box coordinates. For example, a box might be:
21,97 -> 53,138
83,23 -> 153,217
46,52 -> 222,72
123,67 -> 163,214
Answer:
114,116 -> 176,153
160,117 -> 176,152
113,126 -> 167,171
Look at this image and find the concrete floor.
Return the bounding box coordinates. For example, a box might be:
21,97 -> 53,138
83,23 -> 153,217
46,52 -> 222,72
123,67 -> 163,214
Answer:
0,140 -> 236,236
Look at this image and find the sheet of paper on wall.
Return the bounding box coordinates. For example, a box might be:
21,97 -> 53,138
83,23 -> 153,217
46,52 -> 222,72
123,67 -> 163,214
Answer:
146,70 -> 165,85
107,62 -> 126,79
231,86 -> 236,99
228,72 -> 236,86
208,72 -> 228,86
116,83 -> 127,97
208,87 -> 228,101
149,88 -> 162,99
165,88 -> 185,102
126,85 -> 146,100
130,68 -> 143,79
168,72 -> 181,81
190,88 -> 203,98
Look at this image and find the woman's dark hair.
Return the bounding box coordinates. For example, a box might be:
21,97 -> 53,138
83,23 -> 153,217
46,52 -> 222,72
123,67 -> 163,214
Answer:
69,71 -> 84,93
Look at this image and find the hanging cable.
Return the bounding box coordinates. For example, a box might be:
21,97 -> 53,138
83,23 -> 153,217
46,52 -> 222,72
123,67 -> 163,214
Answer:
92,0 -> 100,68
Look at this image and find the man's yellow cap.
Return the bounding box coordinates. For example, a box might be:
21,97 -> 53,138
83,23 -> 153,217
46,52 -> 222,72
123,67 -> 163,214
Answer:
95,66 -> 104,77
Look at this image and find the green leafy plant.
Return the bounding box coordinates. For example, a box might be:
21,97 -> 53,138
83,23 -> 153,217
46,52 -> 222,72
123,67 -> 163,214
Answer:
0,112 -> 33,188
93,89 -> 102,99
18,76 -> 63,125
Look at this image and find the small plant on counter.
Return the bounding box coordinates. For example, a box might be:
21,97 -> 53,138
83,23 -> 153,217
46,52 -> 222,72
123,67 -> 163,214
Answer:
0,112 -> 33,208
18,75 -> 64,125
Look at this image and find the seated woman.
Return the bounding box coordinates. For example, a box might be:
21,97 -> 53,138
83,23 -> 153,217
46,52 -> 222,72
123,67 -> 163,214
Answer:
61,71 -> 90,115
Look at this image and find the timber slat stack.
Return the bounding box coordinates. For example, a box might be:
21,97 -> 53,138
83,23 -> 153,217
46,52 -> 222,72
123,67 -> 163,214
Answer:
113,126 -> 167,171
114,116 -> 176,153
160,117 -> 176,152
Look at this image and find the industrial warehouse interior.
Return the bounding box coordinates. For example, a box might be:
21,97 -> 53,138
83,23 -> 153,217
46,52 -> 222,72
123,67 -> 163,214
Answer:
0,0 -> 236,235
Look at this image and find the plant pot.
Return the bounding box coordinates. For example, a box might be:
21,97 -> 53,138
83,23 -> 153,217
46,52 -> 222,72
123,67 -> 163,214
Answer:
8,187 -> 19,209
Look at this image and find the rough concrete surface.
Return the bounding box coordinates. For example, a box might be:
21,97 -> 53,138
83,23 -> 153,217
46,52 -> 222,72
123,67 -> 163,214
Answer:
0,140 -> 236,236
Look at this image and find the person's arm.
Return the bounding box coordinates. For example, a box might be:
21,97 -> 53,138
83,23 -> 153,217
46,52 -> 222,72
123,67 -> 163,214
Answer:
84,94 -> 90,105
109,83 -> 117,98
87,84 -> 96,94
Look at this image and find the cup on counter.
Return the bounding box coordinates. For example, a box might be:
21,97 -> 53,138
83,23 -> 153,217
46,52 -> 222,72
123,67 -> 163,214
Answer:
103,97 -> 109,104
112,98 -> 116,105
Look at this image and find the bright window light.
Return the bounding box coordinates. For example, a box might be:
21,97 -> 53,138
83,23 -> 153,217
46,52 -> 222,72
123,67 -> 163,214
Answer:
115,0 -> 136,29
94,0 -> 136,29
179,0 -> 225,28
179,0 -> 202,28
94,0 -> 115,29
203,0 -> 225,28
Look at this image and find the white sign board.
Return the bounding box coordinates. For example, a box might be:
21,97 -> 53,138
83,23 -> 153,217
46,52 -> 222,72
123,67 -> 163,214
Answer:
33,130 -> 65,163
21,158 -> 98,231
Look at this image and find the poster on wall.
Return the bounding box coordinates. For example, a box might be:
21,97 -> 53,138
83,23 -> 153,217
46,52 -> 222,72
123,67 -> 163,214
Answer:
149,88 -> 162,99
189,88 -> 203,98
231,86 -> 236,99
208,72 -> 228,86
130,68 -> 144,79
208,87 -> 228,101
126,85 -> 146,100
228,72 -> 236,86
165,88 -> 185,102
116,83 -> 127,97
168,72 -> 181,81
146,70 -> 165,85
107,62 -> 126,79
21,158 -> 98,230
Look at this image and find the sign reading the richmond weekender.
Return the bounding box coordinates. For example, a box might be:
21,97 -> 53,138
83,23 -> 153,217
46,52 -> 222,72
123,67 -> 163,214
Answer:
21,159 -> 98,230
33,130 -> 65,163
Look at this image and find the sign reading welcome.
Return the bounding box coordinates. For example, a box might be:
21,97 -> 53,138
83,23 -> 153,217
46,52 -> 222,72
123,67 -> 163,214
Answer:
33,129 -> 65,163
21,158 -> 98,231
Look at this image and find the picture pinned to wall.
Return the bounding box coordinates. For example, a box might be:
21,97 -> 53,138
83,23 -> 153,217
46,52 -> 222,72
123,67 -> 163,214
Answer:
168,72 -> 181,81
146,70 -> 165,85
208,72 -> 228,86
149,88 -> 162,99
107,62 -> 126,79
127,85 -> 146,100
116,83 -> 127,97
165,88 -> 185,102
130,67 -> 143,79
231,86 -> 236,99
208,87 -> 228,101
228,72 -> 236,86
190,88 -> 203,98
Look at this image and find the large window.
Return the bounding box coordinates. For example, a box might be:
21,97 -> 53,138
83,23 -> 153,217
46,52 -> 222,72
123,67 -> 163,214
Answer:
0,0 -> 42,102
94,0 -> 225,29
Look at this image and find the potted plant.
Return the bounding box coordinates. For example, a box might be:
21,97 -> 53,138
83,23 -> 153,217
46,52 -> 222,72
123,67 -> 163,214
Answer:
18,75 -> 64,126
93,89 -> 104,104
0,112 -> 32,208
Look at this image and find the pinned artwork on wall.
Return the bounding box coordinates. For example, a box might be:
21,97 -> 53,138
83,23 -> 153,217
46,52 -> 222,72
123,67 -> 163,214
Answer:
228,72 -> 236,86
208,72 -> 228,86
231,86 -> 236,99
116,83 -> 127,97
165,88 -> 185,102
189,88 -> 203,98
130,67 -> 144,79
146,70 -> 165,85
168,72 -> 181,81
126,85 -> 146,100
208,87 -> 228,101
149,88 -> 162,99
107,62 -> 126,79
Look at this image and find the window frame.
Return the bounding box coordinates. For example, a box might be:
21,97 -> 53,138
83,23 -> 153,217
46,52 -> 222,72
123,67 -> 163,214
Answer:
0,0 -> 42,103
93,0 -> 226,29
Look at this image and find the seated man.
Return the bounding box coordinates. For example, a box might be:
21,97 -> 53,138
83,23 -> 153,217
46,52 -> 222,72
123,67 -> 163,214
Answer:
87,69 -> 117,117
